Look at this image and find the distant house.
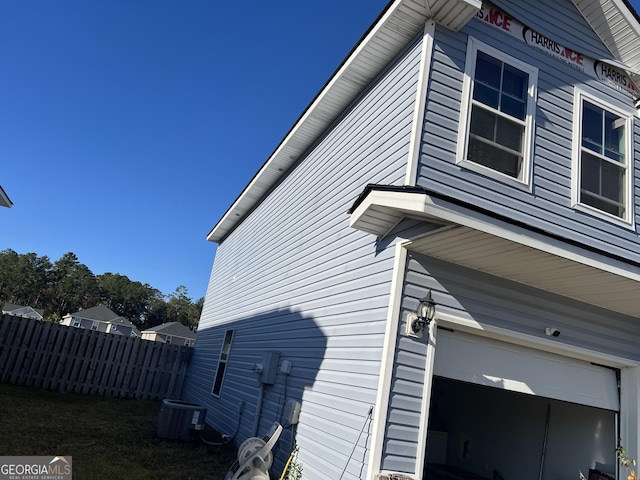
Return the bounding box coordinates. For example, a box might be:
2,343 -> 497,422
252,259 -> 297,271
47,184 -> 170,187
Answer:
60,305 -> 140,338
0,185 -> 12,208
141,322 -> 196,347
2,303 -> 44,321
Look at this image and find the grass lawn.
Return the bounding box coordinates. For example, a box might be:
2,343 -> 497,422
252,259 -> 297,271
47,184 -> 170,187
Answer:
0,383 -> 237,479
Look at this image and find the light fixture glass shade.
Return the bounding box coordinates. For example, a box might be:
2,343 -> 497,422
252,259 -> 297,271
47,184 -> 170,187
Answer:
417,291 -> 436,321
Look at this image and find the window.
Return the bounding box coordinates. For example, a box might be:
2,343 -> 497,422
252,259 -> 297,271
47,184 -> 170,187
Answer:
458,38 -> 537,186
72,319 -> 81,328
573,89 -> 633,225
212,329 -> 234,397
91,321 -> 99,331
165,335 -> 173,344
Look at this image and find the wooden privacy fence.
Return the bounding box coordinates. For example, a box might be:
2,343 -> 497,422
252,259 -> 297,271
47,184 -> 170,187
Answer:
0,314 -> 192,400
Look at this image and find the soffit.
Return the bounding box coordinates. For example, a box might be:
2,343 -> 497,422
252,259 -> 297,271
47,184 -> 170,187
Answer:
573,0 -> 640,82
409,225 -> 640,317
349,188 -> 640,318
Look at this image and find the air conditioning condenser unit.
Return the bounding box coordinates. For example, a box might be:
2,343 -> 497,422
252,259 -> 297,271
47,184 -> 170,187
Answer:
156,399 -> 207,441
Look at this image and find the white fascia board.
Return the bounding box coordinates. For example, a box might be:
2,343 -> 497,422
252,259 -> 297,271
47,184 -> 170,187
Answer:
208,0 -> 482,244
351,189 -> 640,282
207,0 -> 411,244
349,190 -> 442,231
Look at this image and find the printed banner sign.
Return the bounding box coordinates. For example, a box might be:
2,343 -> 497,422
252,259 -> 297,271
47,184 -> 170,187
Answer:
476,2 -> 639,97
0,456 -> 72,480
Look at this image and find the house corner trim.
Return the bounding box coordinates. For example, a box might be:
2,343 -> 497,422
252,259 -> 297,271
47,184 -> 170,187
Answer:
367,242 -> 409,479
405,20 -> 436,186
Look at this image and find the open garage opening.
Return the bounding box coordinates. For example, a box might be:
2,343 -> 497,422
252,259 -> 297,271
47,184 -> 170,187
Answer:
424,330 -> 619,480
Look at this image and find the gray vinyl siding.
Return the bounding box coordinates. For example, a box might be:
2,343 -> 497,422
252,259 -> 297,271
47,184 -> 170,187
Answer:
491,0 -> 614,60
183,34 -> 424,480
405,252 -> 640,362
381,333 -> 429,472
381,248 -> 640,473
419,0 -> 640,263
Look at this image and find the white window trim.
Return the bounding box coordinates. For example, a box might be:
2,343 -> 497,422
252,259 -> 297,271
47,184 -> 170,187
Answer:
571,87 -> 635,229
456,37 -> 538,190
411,310 -> 640,480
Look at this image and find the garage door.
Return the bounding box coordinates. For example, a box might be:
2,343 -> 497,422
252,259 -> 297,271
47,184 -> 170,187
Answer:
433,329 -> 619,411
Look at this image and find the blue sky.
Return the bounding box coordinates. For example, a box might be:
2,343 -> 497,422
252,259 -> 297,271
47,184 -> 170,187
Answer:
1,0 -> 639,301
0,1 -> 388,300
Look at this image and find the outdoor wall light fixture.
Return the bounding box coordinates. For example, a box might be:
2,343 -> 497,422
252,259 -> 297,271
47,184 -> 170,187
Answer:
407,290 -> 436,337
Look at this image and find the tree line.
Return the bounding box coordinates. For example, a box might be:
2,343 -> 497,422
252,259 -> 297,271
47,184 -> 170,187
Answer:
0,249 -> 203,331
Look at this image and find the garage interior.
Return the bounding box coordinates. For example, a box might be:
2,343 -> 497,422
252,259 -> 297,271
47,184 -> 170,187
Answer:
424,330 -> 619,480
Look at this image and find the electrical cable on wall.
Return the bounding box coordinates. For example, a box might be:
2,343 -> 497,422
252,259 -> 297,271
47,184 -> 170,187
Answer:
200,400 -> 244,447
338,406 -> 374,480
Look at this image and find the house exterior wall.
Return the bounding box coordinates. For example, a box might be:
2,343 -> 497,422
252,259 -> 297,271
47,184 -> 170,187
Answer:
107,323 -> 133,337
143,331 -> 194,346
374,0 -> 640,475
380,249 -> 640,474
141,332 -> 157,342
167,335 -> 194,347
491,0 -> 613,60
182,337 -> 195,347
418,0 -> 640,262
182,33 -> 425,479
60,316 -> 98,331
185,0 -> 640,478
405,253 -> 640,363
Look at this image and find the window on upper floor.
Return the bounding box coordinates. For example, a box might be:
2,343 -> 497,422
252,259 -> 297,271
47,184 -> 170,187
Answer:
458,38 -> 538,188
572,88 -> 634,226
72,319 -> 81,328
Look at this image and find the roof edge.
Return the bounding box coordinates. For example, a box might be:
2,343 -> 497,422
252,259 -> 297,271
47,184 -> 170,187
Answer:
349,184 -> 640,271
0,185 -> 13,208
